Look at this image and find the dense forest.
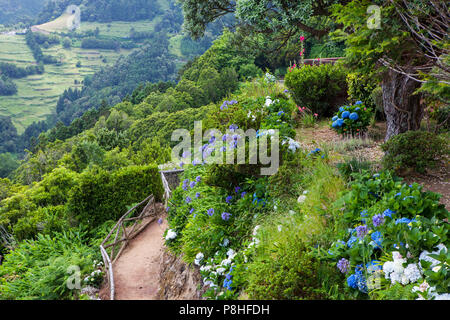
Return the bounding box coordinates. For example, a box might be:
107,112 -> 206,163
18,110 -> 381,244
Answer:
36,0 -> 162,24
0,0 -> 47,25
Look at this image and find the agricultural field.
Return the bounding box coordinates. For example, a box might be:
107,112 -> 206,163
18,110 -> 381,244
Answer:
0,14 -> 165,134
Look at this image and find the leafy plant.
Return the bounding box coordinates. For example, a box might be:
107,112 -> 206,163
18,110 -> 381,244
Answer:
285,63 -> 348,117
381,131 -> 448,173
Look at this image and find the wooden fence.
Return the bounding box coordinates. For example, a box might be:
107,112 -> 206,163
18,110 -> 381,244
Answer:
99,194 -> 157,300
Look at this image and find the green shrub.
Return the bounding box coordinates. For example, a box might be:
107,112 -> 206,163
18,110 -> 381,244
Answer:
0,230 -> 98,300
285,64 -> 348,117
245,234 -> 332,299
68,164 -> 163,227
381,131 -> 448,173
346,72 -> 378,111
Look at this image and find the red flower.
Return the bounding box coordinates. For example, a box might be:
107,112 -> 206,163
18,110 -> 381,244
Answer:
300,36 -> 305,42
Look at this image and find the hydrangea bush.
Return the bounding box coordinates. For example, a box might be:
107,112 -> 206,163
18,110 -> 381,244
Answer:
331,101 -> 373,136
326,170 -> 449,299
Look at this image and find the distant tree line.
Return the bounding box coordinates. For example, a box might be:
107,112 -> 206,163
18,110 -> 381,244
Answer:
25,30 -> 58,64
0,75 -> 17,96
37,0 -> 162,24
0,62 -> 44,79
81,37 -> 120,50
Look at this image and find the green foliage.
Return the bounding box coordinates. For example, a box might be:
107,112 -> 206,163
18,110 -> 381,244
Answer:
0,229 -> 98,300
67,164 -> 163,227
346,72 -> 378,111
0,153 -> 19,178
337,157 -> 375,182
0,75 -> 17,96
285,64 -> 348,117
245,224 -> 337,300
381,131 -> 449,174
432,105 -> 450,131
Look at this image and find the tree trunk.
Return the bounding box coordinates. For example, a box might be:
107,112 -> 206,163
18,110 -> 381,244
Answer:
381,69 -> 424,141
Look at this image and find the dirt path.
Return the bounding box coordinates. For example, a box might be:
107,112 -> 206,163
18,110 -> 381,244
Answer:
110,214 -> 168,300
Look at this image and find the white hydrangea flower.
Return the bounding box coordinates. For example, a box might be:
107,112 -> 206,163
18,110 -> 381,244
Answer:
221,258 -> 232,266
216,267 -> 226,275
297,195 -> 307,203
227,249 -> 236,259
383,261 -> 395,278
404,264 -> 422,283
165,229 -> 177,240
264,96 -> 273,107
196,252 -> 204,261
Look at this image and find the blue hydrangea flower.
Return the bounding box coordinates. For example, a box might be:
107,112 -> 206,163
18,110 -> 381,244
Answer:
349,112 -> 359,121
372,214 -> 385,227
337,258 -> 350,274
395,217 -> 411,224
356,273 -> 368,293
355,101 -> 363,105
339,107 -> 345,112
336,119 -> 344,127
355,107 -> 360,111
332,121 -> 338,128
347,274 -> 358,289
223,279 -> 233,291
370,231 -> 383,249
347,236 -> 358,248
332,116 -> 338,122
355,225 -> 368,239
382,209 -> 395,218
342,111 -> 350,119
221,212 -> 231,221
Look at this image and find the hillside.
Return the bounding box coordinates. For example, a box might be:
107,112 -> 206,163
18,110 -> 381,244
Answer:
0,0 -> 214,143
0,0 -> 47,25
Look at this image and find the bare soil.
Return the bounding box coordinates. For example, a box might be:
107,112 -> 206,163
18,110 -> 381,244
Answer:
99,209 -> 168,300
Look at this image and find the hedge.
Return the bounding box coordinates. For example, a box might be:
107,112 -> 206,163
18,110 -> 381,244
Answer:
68,164 -> 164,227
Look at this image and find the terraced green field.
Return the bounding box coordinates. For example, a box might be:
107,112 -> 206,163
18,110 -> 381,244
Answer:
0,16 -> 166,134
0,32 -> 134,133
